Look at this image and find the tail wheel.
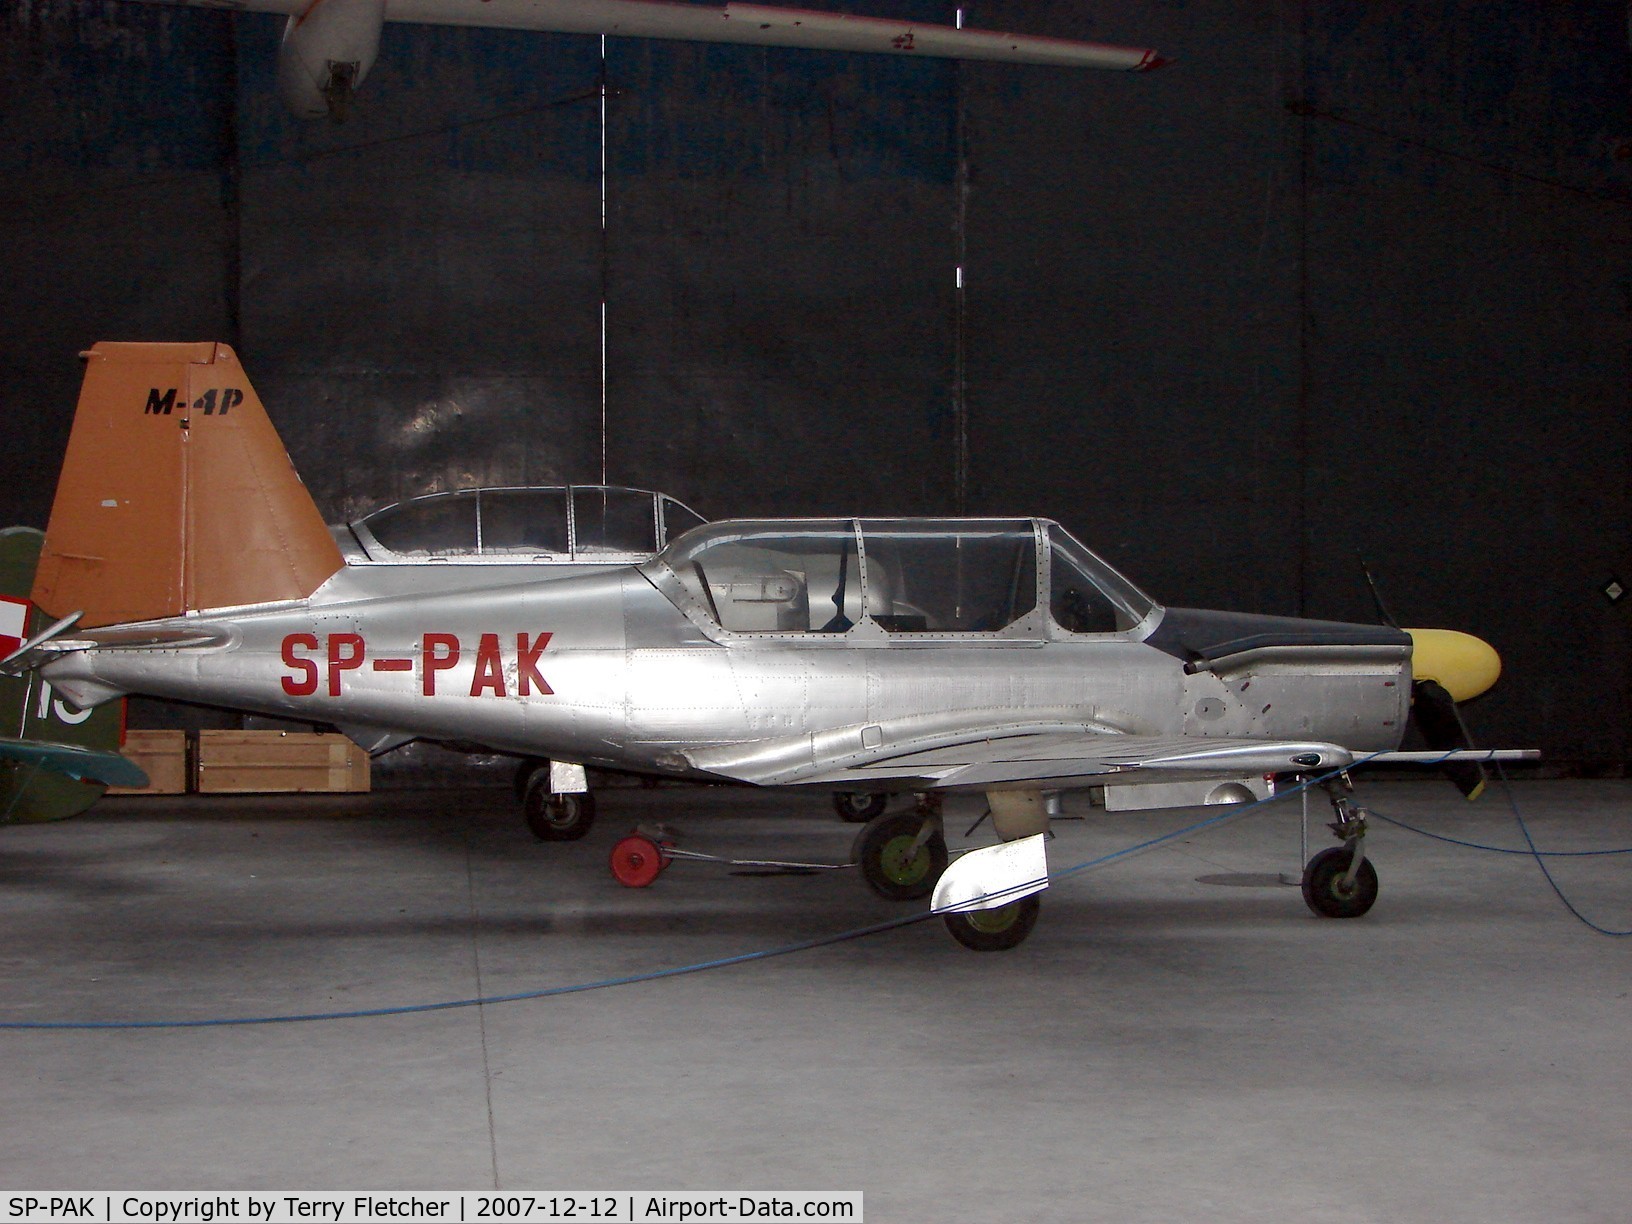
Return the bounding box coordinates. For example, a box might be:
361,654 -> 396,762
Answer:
1301,846 -> 1379,918
525,783 -> 597,842
609,835 -> 668,887
943,894 -> 1041,951
852,809 -> 948,901
832,791 -> 888,823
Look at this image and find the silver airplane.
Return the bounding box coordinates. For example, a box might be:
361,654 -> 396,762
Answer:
114,0 -> 1165,121
7,343 -> 1529,949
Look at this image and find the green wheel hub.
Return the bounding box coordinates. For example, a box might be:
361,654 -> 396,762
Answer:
879,834 -> 934,886
962,902 -> 1024,934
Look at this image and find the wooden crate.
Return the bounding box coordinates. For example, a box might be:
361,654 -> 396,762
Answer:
195,730 -> 370,794
108,729 -> 190,795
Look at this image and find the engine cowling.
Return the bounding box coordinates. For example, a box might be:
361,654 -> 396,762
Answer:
276,0 -> 386,120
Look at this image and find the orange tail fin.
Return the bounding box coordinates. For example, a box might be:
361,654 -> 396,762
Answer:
33,342 -> 343,628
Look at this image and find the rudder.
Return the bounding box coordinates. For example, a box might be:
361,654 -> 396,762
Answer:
33,342 -> 343,628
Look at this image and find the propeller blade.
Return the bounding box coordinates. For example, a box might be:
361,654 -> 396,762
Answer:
1358,554 -> 1402,630
1410,678 -> 1487,800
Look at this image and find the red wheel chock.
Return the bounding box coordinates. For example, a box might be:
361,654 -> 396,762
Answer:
609,833 -> 671,888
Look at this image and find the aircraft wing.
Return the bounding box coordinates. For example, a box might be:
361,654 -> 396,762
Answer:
679,728 -> 1355,791
120,1 -> 1164,71
0,737 -> 150,791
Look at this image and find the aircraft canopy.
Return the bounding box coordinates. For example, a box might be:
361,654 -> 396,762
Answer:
648,519 -> 1155,636
347,486 -> 705,562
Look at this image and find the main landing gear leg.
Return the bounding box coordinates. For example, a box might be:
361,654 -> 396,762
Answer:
853,794 -> 947,901
522,762 -> 597,842
1300,783 -> 1379,919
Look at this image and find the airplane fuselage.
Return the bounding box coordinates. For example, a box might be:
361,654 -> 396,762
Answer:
41,558 -> 1413,789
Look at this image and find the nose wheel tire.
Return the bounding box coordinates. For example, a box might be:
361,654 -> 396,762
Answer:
852,809 -> 948,901
524,784 -> 597,842
833,791 -> 888,823
943,894 -> 1041,951
1301,846 -> 1379,918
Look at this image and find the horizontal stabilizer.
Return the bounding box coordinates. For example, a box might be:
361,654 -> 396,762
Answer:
1,621 -> 235,679
0,610 -> 82,676
0,737 -> 149,791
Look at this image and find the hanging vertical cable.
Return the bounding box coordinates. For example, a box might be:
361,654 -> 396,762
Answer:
1294,0 -> 1311,617
223,17 -> 242,350
952,7 -> 969,515
599,33 -> 610,485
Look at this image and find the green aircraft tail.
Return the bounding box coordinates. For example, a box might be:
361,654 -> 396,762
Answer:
0,526 -> 131,824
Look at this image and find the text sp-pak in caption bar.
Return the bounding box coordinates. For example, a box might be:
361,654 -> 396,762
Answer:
3,1194 -> 863,1224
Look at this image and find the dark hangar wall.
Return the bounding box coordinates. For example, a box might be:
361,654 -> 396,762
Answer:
0,1 -> 1627,762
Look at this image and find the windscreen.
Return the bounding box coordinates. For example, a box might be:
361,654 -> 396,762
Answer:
1047,526 -> 1154,632
661,497 -> 707,545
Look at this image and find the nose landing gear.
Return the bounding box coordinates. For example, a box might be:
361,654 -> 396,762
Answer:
1300,788 -> 1378,919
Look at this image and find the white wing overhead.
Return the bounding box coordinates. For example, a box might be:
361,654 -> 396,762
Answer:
122,0 -> 1163,71
677,725 -> 1355,791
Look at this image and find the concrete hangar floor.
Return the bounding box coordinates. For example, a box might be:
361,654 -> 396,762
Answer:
0,778 -> 1627,1220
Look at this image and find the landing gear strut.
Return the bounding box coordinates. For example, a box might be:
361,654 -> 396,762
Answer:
1300,788 -> 1378,919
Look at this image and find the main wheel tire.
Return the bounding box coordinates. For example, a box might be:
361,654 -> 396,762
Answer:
525,783 -> 597,842
833,791 -> 888,823
943,894 -> 1042,951
513,758 -> 546,801
852,809 -> 948,901
1301,845 -> 1379,918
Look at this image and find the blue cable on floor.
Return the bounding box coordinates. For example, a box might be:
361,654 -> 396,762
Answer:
0,770 -> 1327,1031
1358,767 -> 1632,937
1366,809 -> 1632,856
1491,764 -> 1632,938
3,755 -> 1624,1029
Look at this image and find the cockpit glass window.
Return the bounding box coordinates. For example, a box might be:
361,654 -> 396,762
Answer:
652,521 -> 860,633
860,521 -> 1036,633
1047,527 -> 1153,633
480,488 -> 569,554
573,487 -> 657,555
362,492 -> 478,555
660,497 -> 707,545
